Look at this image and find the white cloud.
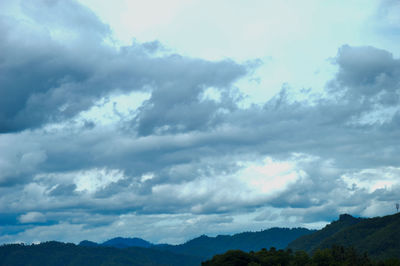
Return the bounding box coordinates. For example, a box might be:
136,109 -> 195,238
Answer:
77,91 -> 151,126
342,167 -> 400,193
72,168 -> 125,193
237,157 -> 303,195
18,212 -> 46,224
199,87 -> 222,103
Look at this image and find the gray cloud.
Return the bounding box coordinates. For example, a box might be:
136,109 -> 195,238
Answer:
0,0 -> 247,133
1,0 -> 400,245
20,0 -> 111,41
330,45 -> 400,101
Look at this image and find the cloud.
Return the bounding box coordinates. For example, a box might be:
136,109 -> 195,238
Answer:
0,134 -> 47,186
374,0 -> 400,36
18,212 -> 46,224
0,0 -> 248,133
1,0 -> 400,245
330,45 -> 400,100
20,0 -> 111,41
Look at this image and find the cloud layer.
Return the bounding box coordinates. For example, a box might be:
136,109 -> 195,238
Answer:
1,0 -> 400,244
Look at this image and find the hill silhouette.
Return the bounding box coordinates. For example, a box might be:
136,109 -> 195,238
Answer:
78,227 -> 313,260
2,213 -> 400,265
101,237 -> 152,248
0,241 -> 201,266
0,228 -> 313,265
287,213 -> 400,259
79,237 -> 153,249
154,227 -> 314,259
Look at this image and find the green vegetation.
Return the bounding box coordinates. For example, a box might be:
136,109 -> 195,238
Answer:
156,228 -> 314,259
2,213 -> 400,265
287,213 -> 400,260
288,214 -> 363,254
0,241 -> 201,266
202,246 -> 400,266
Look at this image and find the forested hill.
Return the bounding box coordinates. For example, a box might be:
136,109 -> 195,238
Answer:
287,212 -> 400,259
154,227 -> 314,259
0,228 -> 314,266
2,214 -> 400,266
78,227 -> 314,260
79,237 -> 152,249
287,214 -> 363,253
0,241 -> 202,266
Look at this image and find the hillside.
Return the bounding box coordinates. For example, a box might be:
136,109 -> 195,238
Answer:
102,237 -> 152,248
155,227 -> 314,259
287,214 -> 363,253
0,228 -> 313,265
202,245 -> 398,266
78,227 -> 314,260
2,214 -> 400,265
79,237 -> 152,248
287,213 -> 400,259
0,241 -> 201,266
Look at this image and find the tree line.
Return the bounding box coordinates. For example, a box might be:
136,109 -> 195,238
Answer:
202,245 -> 400,266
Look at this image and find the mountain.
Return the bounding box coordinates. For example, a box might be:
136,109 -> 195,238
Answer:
77,227 -> 314,260
101,237 -> 153,248
0,241 -> 202,266
2,214 -> 400,265
78,240 -> 98,247
287,214 -> 363,253
287,212 -> 400,259
78,237 -> 153,249
155,227 -> 314,259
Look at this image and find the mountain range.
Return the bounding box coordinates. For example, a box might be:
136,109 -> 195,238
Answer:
0,242 -> 201,266
1,213 -> 400,265
79,227 -> 313,259
79,237 -> 152,249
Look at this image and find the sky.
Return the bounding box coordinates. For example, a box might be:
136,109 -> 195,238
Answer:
0,0 -> 400,245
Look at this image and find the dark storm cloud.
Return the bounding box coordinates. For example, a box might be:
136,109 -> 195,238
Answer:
0,0 -> 247,133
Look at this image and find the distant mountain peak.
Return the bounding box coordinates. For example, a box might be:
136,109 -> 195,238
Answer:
101,237 -> 152,248
78,240 -> 98,247
339,213 -> 357,221
334,213 -> 362,226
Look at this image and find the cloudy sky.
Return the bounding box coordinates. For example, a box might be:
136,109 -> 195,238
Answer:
1,0 -> 400,245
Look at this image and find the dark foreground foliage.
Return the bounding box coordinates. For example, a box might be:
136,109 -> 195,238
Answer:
0,241 -> 201,266
202,245 -> 400,266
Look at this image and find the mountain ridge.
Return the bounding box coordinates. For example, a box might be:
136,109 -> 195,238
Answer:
0,241 -> 202,266
287,212 -> 400,259
2,213 -> 400,265
79,227 -> 314,259
156,227 -> 314,259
